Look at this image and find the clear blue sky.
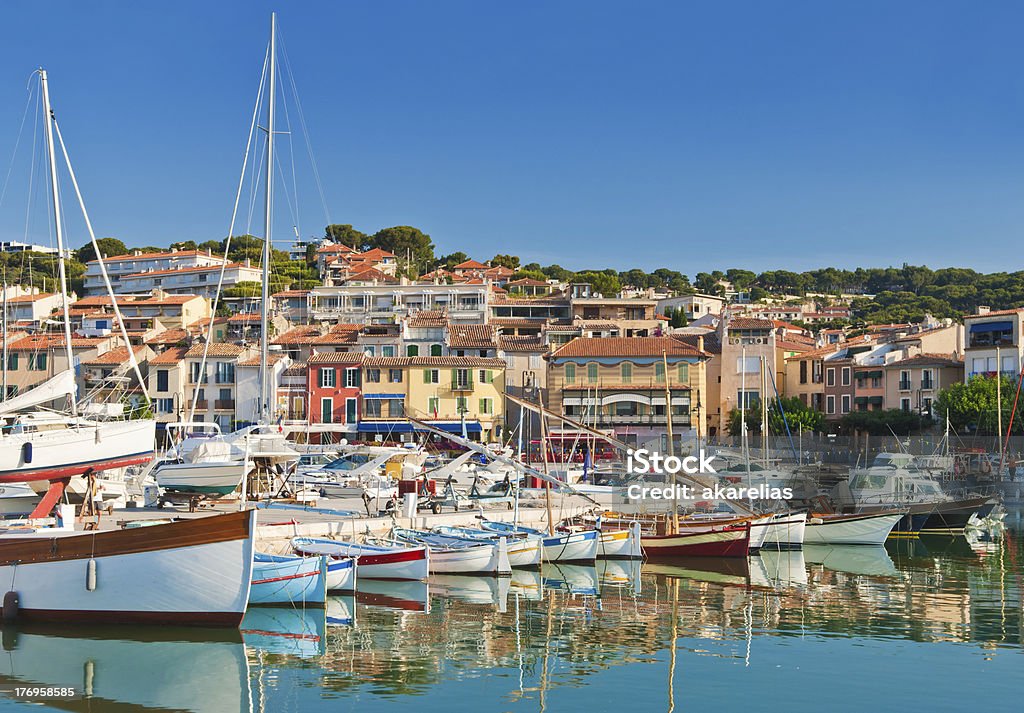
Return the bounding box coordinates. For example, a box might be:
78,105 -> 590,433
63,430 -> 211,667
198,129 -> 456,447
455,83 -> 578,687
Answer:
1,0 -> 1022,275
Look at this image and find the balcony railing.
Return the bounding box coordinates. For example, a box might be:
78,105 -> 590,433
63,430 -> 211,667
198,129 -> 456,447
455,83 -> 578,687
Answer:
215,399 -> 235,410
194,400 -> 209,409
898,381 -> 911,391
450,381 -> 474,392
921,380 -> 934,390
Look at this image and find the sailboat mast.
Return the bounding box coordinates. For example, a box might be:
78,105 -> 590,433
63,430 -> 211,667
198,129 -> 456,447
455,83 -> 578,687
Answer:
260,13 -> 277,423
39,69 -> 77,417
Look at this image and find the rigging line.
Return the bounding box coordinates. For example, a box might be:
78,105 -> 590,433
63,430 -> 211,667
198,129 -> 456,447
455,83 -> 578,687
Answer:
278,29 -> 331,226
189,40 -> 269,425
22,83 -> 41,246
245,131 -> 267,236
274,58 -> 301,240
0,81 -> 37,211
52,118 -> 149,404
273,141 -> 300,240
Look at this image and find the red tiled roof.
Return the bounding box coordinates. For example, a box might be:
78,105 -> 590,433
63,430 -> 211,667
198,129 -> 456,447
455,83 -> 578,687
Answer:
83,345 -> 147,365
6,292 -> 56,303
184,343 -> 244,358
964,308 -> 1024,319
364,356 -> 506,368
550,336 -> 705,359
8,334 -> 107,350
149,346 -> 189,365
145,328 -> 189,345
447,324 -> 496,349
407,311 -> 447,327
727,317 -> 774,330
453,259 -> 489,270
885,353 -> 963,368
308,351 -> 365,365
227,313 -> 260,323
498,335 -> 547,352
358,248 -> 397,260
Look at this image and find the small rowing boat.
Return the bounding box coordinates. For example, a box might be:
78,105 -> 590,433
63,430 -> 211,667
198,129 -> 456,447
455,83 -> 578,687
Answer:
479,521 -> 599,562
292,537 -> 428,581
431,525 -> 542,568
392,528 -> 511,576
249,553 -> 329,606
641,523 -> 750,558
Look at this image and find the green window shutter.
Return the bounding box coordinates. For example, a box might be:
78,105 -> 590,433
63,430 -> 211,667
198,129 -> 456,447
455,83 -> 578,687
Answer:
451,369 -> 458,385
423,369 -> 430,384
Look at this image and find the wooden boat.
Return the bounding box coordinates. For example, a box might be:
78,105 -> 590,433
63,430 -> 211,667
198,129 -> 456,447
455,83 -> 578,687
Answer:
249,553 -> 329,605
479,520 -> 599,562
0,509 -> 256,626
760,512 -> 807,550
392,528 -> 511,575
803,511 -> 904,546
292,537 -> 429,581
431,525 -> 542,568
641,523 -> 750,558
602,511 -> 772,552
596,523 -> 643,559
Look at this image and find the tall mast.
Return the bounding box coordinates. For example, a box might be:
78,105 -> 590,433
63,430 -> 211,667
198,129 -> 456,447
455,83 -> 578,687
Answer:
260,13 -> 277,423
39,69 -> 77,417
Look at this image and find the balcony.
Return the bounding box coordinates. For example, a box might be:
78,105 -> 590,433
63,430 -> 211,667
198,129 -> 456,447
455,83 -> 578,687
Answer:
450,381 -> 474,392
920,380 -> 934,391
898,381 -> 911,391
194,400 -> 209,410
215,399 -> 235,410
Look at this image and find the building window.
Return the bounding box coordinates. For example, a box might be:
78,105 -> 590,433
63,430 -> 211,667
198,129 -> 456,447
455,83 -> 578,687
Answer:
320,368 -> 336,388
190,362 -> 206,384
588,363 -> 598,384
841,367 -> 850,386
899,370 -> 910,390
382,345 -> 395,357
826,395 -> 835,414
621,363 -> 632,384
799,361 -> 807,384
900,398 -> 911,412
654,362 -> 665,383
364,399 -> 381,418
345,368 -> 361,388
156,369 -> 169,392
345,398 -> 357,423
428,396 -> 440,416
968,321 -> 1014,348
455,368 -> 471,389
677,363 -> 688,383
424,369 -> 440,384
320,398 -> 333,423
615,401 -> 638,417
923,397 -> 933,417
921,369 -> 934,390
157,398 -> 174,414
363,346 -> 376,356
406,344 -> 419,357
841,395 -> 850,413
479,398 -> 493,415
215,361 -> 234,384
366,369 -> 381,383
430,344 -> 443,356
826,368 -> 835,387
479,369 -> 493,384
389,369 -> 403,383
6,354 -> 17,370
565,363 -> 576,384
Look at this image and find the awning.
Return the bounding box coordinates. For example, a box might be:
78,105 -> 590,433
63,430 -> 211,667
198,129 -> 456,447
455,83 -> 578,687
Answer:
357,420 -> 483,434
854,396 -> 869,405
868,396 -> 884,405
970,321 -> 1012,333
362,393 -> 405,400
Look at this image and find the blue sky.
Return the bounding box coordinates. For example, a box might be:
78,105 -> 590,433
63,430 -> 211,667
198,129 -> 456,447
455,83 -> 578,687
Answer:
0,0 -> 1022,274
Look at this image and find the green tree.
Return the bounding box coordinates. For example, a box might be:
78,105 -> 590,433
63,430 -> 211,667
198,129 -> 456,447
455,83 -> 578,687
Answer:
841,409 -> 926,435
665,306 -> 688,329
198,240 -> 223,254
76,237 -> 127,264
368,226 -> 435,268
934,375 -> 1022,434
491,254 -> 520,270
170,240 -> 197,251
694,272 -> 718,294
324,224 -> 368,248
439,251 -> 468,270
574,271 -> 621,297
727,397 -> 824,436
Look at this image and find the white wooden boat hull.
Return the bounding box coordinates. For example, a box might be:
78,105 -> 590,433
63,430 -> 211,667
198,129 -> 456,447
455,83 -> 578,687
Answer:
292,538 -> 429,581
323,557 -> 357,591
761,512 -> 807,549
506,536 -> 543,567
154,460 -> 248,495
429,539 -> 511,575
0,509 -> 256,626
0,483 -> 40,513
542,529 -> 599,562
250,554 -> 328,606
597,523 -> 643,559
803,512 -> 903,546
0,419 -> 155,483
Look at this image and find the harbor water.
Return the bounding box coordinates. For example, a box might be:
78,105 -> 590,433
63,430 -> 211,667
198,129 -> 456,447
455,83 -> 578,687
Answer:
0,512 -> 1021,712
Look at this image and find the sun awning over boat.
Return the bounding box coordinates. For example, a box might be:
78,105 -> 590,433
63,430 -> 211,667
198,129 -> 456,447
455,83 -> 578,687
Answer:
0,369 -> 76,416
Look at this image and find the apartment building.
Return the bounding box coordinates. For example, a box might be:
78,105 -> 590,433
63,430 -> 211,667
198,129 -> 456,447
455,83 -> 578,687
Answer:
718,317 -> 776,421
118,262 -> 263,298
148,346 -> 189,441
3,291 -> 63,326
400,311 -> 447,357
963,307 -> 1024,379
883,354 -> 963,418
784,344 -> 841,413
656,293 -> 725,321
83,249 -> 226,295
182,343 -> 248,431
545,336 -> 708,450
3,333 -> 112,398
307,352 -> 364,441
311,283 -> 489,325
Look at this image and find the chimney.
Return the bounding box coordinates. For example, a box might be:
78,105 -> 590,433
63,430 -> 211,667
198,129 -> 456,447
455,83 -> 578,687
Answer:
697,335 -> 705,353
977,305 -> 991,315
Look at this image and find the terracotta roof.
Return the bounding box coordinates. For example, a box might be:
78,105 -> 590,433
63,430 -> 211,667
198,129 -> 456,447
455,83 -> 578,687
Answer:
273,325 -> 322,345
308,351 -> 365,365
727,317 -> 774,330
407,311 -> 447,327
237,353 -> 288,367
145,328 -> 190,345
964,308 -> 1024,319
272,290 -> 311,298
358,248 -> 396,260
283,362 -> 307,376
777,340 -> 814,352
6,292 -> 56,303
83,345 -> 146,366
673,332 -> 722,354
447,324 -> 496,349
491,318 -> 544,329
227,313 -> 261,323
498,335 -> 547,352
346,267 -> 395,283
483,265 -> 515,276
550,337 -> 705,359
149,346 -> 189,365
364,356 -> 507,368
8,334 -> 106,350
317,244 -> 355,253
184,343 -> 244,358
785,344 -> 845,361
453,259 -> 489,270
885,353 -> 964,368
315,325 -> 360,345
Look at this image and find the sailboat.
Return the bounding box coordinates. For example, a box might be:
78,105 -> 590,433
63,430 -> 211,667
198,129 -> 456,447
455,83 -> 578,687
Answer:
0,69 -> 156,519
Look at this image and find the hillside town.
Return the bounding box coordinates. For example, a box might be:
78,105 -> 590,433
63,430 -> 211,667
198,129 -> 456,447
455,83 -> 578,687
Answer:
2,232 -> 1006,451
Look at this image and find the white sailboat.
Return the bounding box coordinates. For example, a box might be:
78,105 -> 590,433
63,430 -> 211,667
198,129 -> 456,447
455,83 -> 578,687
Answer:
0,69 -> 156,519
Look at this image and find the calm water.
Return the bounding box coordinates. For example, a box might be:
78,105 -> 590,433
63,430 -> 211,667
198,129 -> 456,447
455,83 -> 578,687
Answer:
1,514 -> 1021,713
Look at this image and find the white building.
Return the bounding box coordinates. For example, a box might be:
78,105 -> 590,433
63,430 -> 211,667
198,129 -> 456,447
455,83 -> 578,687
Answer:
310,283 -> 490,325
118,262 -> 262,298
83,249 -> 228,295
657,293 -> 726,321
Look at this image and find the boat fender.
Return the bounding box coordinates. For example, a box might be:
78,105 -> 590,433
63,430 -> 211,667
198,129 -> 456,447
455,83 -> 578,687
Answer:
809,517 -> 824,525
84,659 -> 95,697
1,591 -> 19,623
21,442 -> 31,464
86,558 -> 98,591
1,627 -> 16,652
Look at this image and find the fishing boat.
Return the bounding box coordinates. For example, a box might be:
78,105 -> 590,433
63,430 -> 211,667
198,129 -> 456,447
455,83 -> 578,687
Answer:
641,523 -> 750,558
153,432 -> 249,496
759,511 -> 807,550
392,527 -> 511,575
803,511 -> 904,546
596,523 -> 644,559
431,525 -> 543,567
0,509 -> 256,626
292,536 -> 428,580
479,520 -> 599,562
249,553 -> 329,606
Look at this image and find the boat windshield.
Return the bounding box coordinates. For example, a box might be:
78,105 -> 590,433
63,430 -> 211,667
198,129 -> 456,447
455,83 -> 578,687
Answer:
325,453 -> 374,471
850,473 -> 890,490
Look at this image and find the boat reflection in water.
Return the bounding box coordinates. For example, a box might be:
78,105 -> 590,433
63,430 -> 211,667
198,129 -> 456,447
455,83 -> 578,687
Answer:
354,578 -> 430,612
0,625 -> 251,712
542,563 -> 600,596
750,549 -> 809,589
429,574 -> 512,610
241,607 -> 326,658
597,558 -> 643,592
803,544 -> 898,577
509,567 -> 545,600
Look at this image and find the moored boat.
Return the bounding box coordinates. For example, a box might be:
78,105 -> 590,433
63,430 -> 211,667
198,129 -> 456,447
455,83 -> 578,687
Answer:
804,511 -> 904,546
641,523 -> 750,558
431,525 -> 542,568
292,537 -> 428,581
249,553 -> 329,606
392,528 -> 511,575
597,522 -> 643,559
0,509 -> 256,626
479,520 -> 599,562
760,511 -> 807,550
